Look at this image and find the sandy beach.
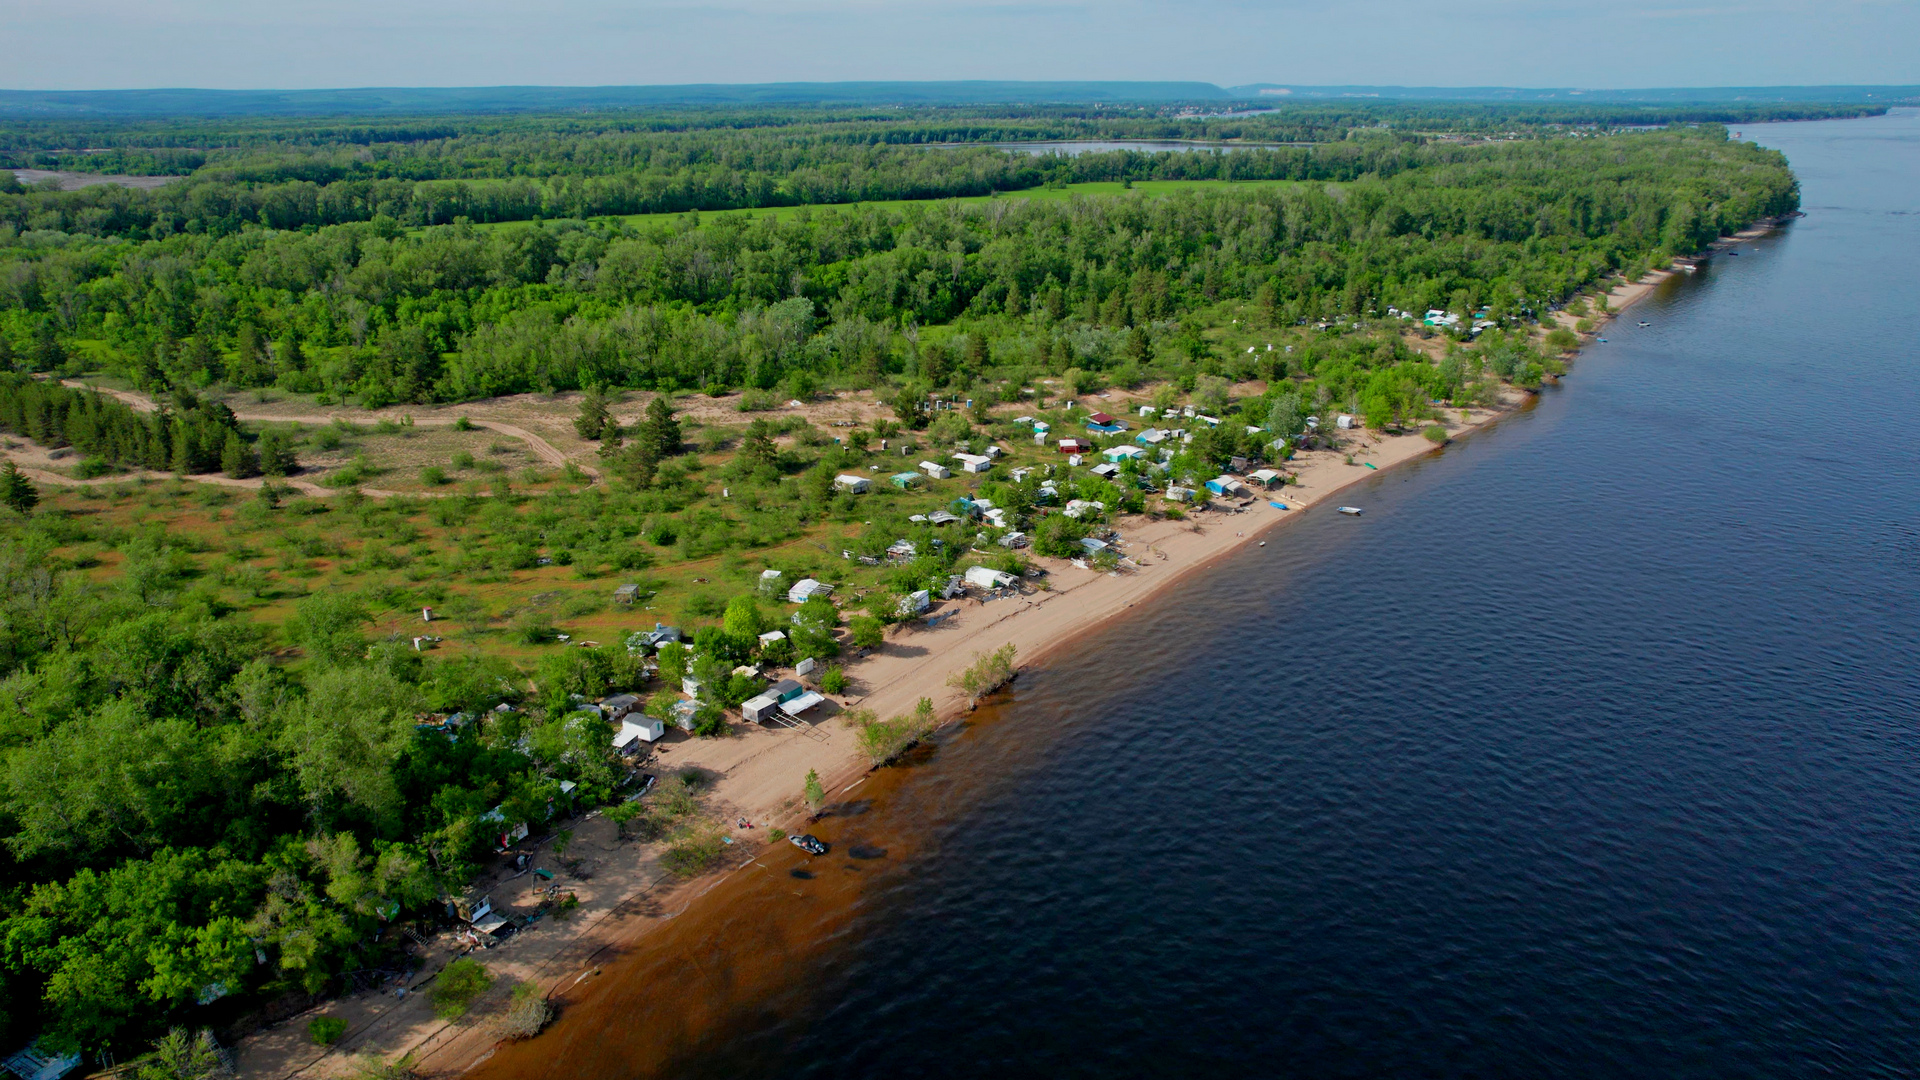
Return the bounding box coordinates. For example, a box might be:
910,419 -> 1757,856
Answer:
204,256 -> 1697,1080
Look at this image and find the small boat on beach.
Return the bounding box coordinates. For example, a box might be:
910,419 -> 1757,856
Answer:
1269,501 -> 1289,510
1337,506 -> 1364,516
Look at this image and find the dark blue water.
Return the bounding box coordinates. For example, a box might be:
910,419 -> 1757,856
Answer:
512,110 -> 1920,1079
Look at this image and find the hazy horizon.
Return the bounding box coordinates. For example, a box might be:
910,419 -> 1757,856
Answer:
6,0 -> 1916,94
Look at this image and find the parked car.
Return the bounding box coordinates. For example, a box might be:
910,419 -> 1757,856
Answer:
623,772 -> 656,800
790,833 -> 829,856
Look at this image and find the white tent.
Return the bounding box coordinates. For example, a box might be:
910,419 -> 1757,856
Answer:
965,566 -> 1018,590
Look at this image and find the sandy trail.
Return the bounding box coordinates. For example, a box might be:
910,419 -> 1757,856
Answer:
54,379 -> 597,479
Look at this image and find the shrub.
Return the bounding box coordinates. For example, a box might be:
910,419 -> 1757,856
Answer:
819,666 -> 848,694
852,698 -> 939,765
309,1016 -> 350,1045
691,702 -> 728,737
451,451 -> 475,470
429,959 -> 493,1020
1422,424 -> 1449,444
498,982 -> 554,1040
453,416 -> 476,431
420,466 -> 448,486
848,615 -> 884,649
947,643 -> 1017,705
660,822 -> 727,878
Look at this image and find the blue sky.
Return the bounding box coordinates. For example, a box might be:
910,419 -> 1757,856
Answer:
4,0 -> 1916,91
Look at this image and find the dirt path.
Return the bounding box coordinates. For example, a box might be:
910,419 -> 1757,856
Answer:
59,379 -> 598,478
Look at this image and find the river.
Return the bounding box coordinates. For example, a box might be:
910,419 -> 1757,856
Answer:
473,108 -> 1920,1079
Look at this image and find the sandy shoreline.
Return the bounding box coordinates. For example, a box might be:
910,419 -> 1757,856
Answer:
216,248 -> 1706,1079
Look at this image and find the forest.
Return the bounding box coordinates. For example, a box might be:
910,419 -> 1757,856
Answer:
0,104 -> 1800,1062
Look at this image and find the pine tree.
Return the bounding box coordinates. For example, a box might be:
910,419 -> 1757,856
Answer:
257,430 -> 297,477
1,461 -> 37,515
641,396 -> 680,459
574,387 -> 611,440
220,429 -> 260,478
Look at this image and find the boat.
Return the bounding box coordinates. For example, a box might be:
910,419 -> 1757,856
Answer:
790,834 -> 829,855
1269,501 -> 1289,510
1638,321 -> 1649,327
1337,506 -> 1363,516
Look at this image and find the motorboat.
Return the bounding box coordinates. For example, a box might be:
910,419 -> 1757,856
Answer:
1337,506 -> 1364,516
790,833 -> 829,855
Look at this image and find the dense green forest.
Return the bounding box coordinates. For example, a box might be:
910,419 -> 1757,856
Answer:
2,124 -> 1794,408
0,106 -> 1801,1061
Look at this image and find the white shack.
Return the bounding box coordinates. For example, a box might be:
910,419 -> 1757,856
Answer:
612,717 -> 665,752
965,566 -> 1018,590
788,578 -> 833,603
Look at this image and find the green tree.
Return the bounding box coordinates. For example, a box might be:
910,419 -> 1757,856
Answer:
429,958 -> 493,1019
219,430 -> 259,479
722,595 -> 765,640
574,386 -> 612,440
281,667 -> 421,831
848,614 -> 884,649
1,461 -> 38,514
135,1028 -> 226,1080
287,591 -> 370,667
733,419 -> 779,478
256,430 -> 298,477
802,768 -> 824,811
640,396 -> 681,458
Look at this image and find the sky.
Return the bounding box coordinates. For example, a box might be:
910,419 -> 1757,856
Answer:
4,0 -> 1917,91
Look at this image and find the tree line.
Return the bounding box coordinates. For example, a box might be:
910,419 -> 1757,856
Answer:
0,127 -> 1796,411
0,377 -> 296,477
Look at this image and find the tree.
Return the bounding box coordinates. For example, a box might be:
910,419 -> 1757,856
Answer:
429,958 -> 493,1019
1,461 -> 38,514
802,768 -> 824,811
733,419 -> 779,478
1128,326 -> 1154,365
281,667 -> 421,831
1265,393 -> 1305,438
574,386 -> 612,440
220,430 -> 259,479
257,430 -> 297,477
722,595 -> 765,640
848,615 -> 884,649
640,396 -> 681,458
287,591 -> 370,667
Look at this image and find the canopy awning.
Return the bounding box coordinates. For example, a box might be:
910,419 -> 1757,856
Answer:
780,691 -> 826,717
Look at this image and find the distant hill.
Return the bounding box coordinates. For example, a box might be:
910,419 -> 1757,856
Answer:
1227,84 -> 1920,105
1,82 -> 1914,116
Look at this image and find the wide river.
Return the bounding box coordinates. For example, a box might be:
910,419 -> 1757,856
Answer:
477,109 -> 1920,1078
